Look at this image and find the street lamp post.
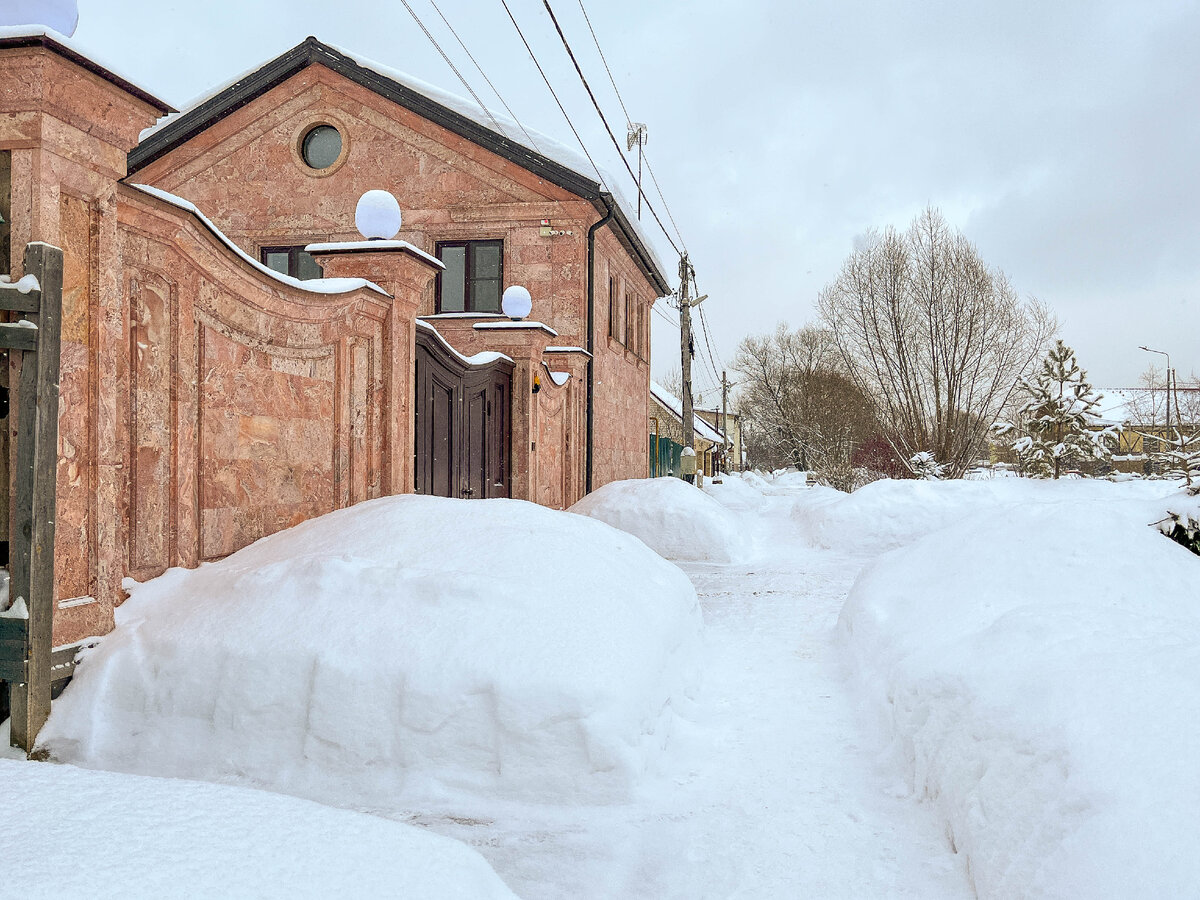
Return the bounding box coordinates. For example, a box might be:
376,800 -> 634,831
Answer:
1139,345 -> 1174,434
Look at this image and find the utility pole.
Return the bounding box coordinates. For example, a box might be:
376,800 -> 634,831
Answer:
627,123 -> 648,220
677,253 -> 706,468
720,369 -> 734,472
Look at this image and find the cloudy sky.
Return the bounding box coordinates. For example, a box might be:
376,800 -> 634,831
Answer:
60,0 -> 1200,393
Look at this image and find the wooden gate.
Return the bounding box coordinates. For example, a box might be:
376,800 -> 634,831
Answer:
1,242 -> 62,755
414,324 -> 512,499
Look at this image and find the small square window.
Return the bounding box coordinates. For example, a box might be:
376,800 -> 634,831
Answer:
260,246 -> 323,280
436,240 -> 503,313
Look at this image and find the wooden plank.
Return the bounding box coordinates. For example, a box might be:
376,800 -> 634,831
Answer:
0,321 -> 38,352
0,616 -> 26,639
0,658 -> 27,682
0,289 -> 41,314
9,242 -> 62,755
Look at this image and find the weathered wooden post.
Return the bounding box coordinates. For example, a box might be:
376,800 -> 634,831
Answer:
1,242 -> 62,755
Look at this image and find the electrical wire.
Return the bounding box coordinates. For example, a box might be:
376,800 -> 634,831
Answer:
540,0 -> 681,258
574,0 -> 689,254
425,0 -> 543,153
398,0 -> 507,138
499,0 -> 607,186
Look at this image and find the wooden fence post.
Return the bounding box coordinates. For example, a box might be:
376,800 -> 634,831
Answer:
5,242 -> 62,755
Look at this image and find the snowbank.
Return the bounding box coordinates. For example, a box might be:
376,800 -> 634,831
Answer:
840,487 -> 1200,898
38,496 -> 702,811
701,471 -> 768,512
2,758 -> 516,899
797,476 -> 1174,552
570,477 -> 752,563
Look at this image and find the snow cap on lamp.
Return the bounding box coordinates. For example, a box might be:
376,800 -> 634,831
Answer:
502,285 -> 533,320
355,190 -> 402,240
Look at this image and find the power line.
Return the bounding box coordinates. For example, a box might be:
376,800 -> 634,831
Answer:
575,0 -> 632,127
539,0 -> 681,258
398,0 -> 507,138
499,0 -> 607,186
425,0 -> 543,153
574,0 -> 688,254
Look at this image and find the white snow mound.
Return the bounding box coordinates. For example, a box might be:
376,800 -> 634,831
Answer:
799,476 -> 1175,552
840,491 -> 1200,898
38,496 -> 702,810
3,758 -> 516,899
701,471 -> 768,512
570,477 -> 752,563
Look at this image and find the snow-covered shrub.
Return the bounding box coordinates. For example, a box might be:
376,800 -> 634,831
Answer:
569,477 -> 753,563
1143,429 -> 1200,488
38,496 -> 703,810
907,451 -> 945,480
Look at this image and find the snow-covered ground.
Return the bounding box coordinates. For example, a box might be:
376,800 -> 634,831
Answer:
2,753 -> 517,898
12,472 -> 1197,897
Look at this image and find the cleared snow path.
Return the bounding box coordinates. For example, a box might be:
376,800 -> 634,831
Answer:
414,493 -> 973,898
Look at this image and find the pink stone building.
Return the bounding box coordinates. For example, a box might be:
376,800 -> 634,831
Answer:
0,32 -> 668,650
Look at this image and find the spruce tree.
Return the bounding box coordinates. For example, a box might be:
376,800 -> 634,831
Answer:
1010,340 -> 1113,478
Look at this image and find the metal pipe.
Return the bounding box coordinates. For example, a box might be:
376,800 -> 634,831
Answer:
585,194 -> 615,495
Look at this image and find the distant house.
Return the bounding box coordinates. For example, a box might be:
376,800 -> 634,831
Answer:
697,408 -> 743,472
1095,387 -> 1200,472
0,29 -> 670,654
649,381 -> 725,478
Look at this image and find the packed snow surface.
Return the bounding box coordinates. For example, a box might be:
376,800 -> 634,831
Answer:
570,476 -> 753,563
2,758 -> 516,899
39,495 -> 702,811
836,478 -> 1200,897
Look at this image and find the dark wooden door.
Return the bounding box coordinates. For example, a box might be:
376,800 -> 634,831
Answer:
414,326 -> 512,499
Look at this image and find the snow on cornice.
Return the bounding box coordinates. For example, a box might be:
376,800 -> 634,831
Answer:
127,184 -> 388,297
416,319 -> 511,368
304,240 -> 443,270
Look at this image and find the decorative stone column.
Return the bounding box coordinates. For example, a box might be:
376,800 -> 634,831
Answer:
308,240 -> 443,496
0,32 -> 171,645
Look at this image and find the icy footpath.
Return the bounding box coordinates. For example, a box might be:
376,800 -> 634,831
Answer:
453,477 -> 971,898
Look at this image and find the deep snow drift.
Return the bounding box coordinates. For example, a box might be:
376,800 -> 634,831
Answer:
569,476 -> 753,562
38,496 -> 702,811
3,757 -> 516,899
834,479 -> 1200,897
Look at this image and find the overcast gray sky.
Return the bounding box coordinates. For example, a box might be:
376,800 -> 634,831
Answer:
67,0 -> 1200,394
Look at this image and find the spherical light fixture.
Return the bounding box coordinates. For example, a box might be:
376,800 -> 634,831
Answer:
502,285 -> 533,320
355,190 -> 403,240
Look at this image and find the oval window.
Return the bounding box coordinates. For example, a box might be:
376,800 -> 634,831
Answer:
301,125 -> 342,169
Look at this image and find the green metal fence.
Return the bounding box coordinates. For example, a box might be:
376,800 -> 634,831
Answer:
650,434 -> 685,479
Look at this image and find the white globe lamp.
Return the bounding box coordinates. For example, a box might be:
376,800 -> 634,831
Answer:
354,190 -> 402,240
502,285 -> 533,321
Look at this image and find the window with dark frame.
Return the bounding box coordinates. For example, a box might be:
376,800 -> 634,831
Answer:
260,245 -> 323,280
436,240 -> 503,313
608,275 -> 617,339
625,285 -> 632,348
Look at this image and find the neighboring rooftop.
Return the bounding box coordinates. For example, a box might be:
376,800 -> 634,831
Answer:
651,380 -> 725,445
0,26 -> 173,113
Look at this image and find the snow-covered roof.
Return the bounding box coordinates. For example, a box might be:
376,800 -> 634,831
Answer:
650,380 -> 725,445
0,26 -> 172,113
416,319 -> 511,369
128,184 -> 388,298
129,37 -> 669,294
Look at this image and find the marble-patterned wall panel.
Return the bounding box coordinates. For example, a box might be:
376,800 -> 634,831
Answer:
198,325 -> 336,560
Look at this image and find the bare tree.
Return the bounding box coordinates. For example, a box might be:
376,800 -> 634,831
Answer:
818,207 -> 1056,477
1127,366 -> 1200,429
732,324 -> 879,480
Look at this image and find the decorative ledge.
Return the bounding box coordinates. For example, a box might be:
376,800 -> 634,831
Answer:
474,321 -> 558,338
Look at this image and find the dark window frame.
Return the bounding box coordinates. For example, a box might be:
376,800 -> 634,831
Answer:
435,239 -> 504,314
260,245 -> 323,280
608,275 -> 617,340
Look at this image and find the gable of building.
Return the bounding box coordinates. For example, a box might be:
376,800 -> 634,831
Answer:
128,36 -> 668,295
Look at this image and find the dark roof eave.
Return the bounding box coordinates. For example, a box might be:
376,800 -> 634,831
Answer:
595,195 -> 671,295
0,32 -> 173,114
